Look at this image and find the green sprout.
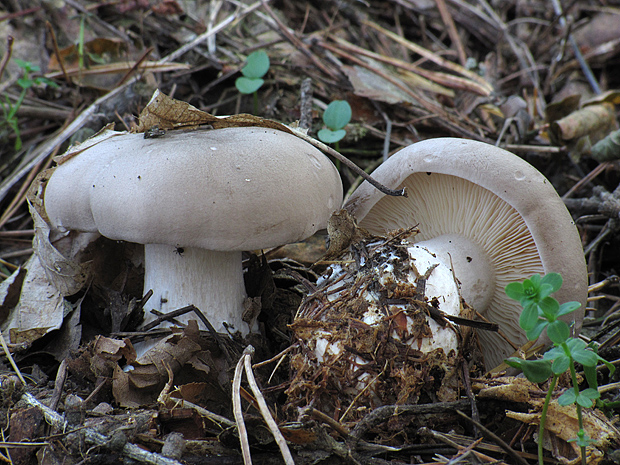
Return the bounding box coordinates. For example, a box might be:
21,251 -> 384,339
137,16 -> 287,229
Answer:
1,59 -> 59,151
504,273 -> 614,465
318,100 -> 351,149
235,50 -> 270,114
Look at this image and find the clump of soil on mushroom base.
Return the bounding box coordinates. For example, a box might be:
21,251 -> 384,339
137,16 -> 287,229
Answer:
285,226 -> 483,424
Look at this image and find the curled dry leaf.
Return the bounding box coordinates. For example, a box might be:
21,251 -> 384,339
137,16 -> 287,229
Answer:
0,254 -> 66,346
133,89 -> 294,134
112,321 -> 210,407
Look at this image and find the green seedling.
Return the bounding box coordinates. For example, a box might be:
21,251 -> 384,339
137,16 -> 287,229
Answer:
235,50 -> 270,114
1,59 -> 59,151
504,273 -> 614,465
318,100 -> 351,148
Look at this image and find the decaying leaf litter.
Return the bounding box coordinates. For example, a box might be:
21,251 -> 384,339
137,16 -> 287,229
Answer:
1,1 -> 620,463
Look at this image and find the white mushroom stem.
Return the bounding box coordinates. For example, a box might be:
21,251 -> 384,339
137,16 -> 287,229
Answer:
143,244 -> 250,334
414,234 -> 495,312
313,240 -> 468,366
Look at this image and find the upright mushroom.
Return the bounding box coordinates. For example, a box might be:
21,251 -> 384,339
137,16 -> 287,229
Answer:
344,138 -> 587,369
42,126 -> 343,338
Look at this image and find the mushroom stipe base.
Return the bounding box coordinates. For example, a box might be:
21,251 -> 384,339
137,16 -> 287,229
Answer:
285,226 -> 482,423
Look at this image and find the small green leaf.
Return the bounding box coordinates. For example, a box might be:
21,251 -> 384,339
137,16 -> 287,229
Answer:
571,347 -> 598,367
576,389 -> 599,408
519,302 -> 539,331
541,272 -> 563,293
538,283 -> 554,300
522,278 -> 537,298
17,78 -> 33,89
580,388 -> 600,400
583,362 -> 599,391
543,346 -> 565,360
558,389 -> 577,406
519,359 -> 553,383
235,76 -> 264,94
528,274 -> 542,288
323,100 -> 352,131
547,320 -> 570,344
241,50 -> 270,79
573,433 -> 596,447
318,128 -> 346,143
538,296 -> 560,320
557,301 -> 581,317
505,282 -> 525,301
87,52 -> 106,64
566,338 -> 587,351
551,355 -> 570,374
504,357 -> 524,370
526,319 -> 548,341
15,59 -> 40,73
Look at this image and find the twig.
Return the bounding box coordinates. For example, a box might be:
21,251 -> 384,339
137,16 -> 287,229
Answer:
550,0 -> 601,94
0,328 -> 26,385
298,78 -> 313,130
233,350 -> 252,465
0,35 -> 14,83
349,400 -> 471,442
45,22 -> 69,83
243,347 -> 295,465
21,393 -> 183,465
161,1 -> 264,64
435,0 -> 467,66
456,410 -> 530,465
295,131 -> 407,198
49,359 -> 67,411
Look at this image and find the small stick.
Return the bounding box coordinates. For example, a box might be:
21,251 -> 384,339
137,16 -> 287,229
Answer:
456,410 -> 530,465
22,393 -> 184,465
295,131 -> 407,198
243,347 -> 295,465
232,352 -> 252,465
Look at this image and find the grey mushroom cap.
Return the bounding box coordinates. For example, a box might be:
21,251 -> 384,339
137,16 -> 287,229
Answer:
345,137 -> 587,368
44,127 -> 343,250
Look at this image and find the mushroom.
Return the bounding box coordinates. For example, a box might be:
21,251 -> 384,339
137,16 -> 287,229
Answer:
43,126 -> 343,338
343,138 -> 587,369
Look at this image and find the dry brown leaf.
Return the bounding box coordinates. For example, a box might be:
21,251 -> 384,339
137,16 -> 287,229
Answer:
0,267 -> 26,325
28,198 -> 93,296
133,89 -> 294,134
475,376 -> 537,403
551,103 -> 616,143
507,402 -> 616,464
2,255 -> 67,345
112,321 -> 207,406
91,335 -> 136,378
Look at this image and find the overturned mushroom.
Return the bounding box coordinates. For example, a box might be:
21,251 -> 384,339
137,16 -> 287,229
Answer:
344,138 -> 587,369
42,126 -> 343,339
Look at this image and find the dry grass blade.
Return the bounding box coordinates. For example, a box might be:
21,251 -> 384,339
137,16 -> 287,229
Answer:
243,348 -> 295,465
329,36 -> 491,96
232,351 -> 252,465
362,19 -> 493,93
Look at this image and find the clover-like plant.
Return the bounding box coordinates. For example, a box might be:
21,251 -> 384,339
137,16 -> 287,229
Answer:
235,50 -> 270,114
504,273 -> 613,465
1,60 -> 58,151
318,100 -> 351,149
